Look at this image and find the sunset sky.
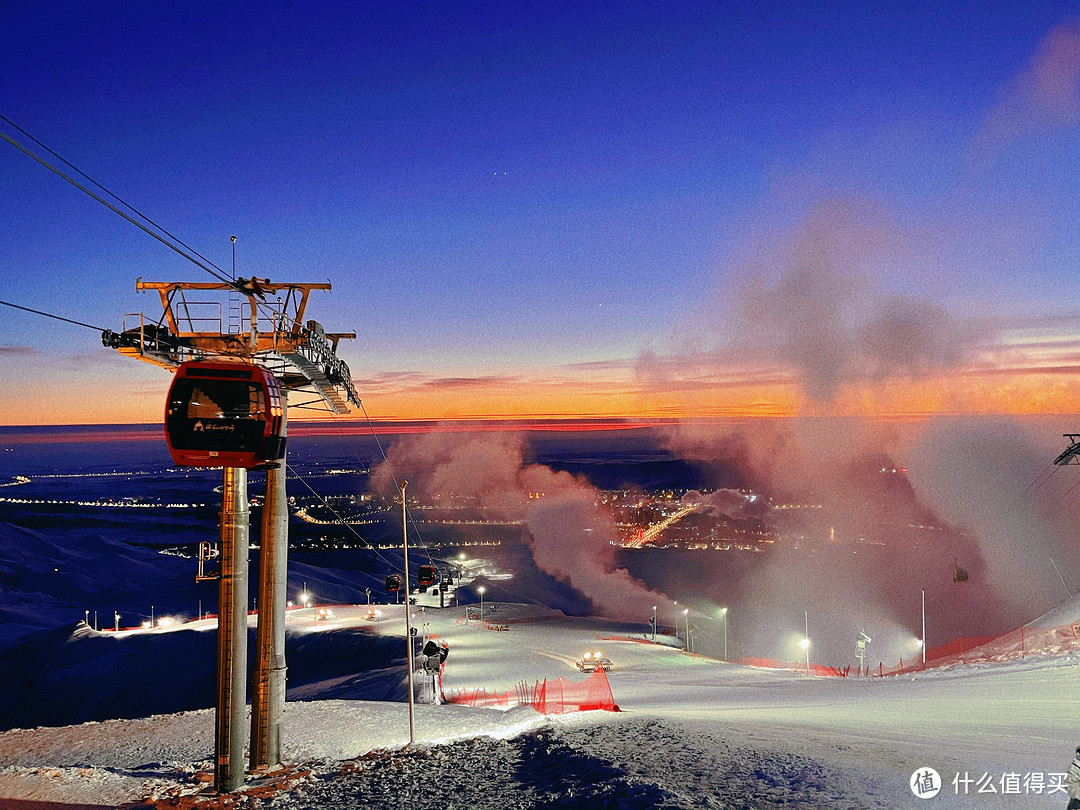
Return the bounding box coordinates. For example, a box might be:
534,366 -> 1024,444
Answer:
1,2 -> 1077,426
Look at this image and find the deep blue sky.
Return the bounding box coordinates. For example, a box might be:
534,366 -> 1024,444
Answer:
1,2 -> 1077,423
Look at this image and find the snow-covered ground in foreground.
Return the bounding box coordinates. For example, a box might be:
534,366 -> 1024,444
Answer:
1,602 -> 1078,808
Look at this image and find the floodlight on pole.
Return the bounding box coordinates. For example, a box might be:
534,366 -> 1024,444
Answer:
720,607 -> 728,660
682,608 -> 689,650
652,605 -> 657,641
921,589 -> 926,669
673,600 -> 678,639
478,585 -> 486,623
802,610 -> 810,674
400,480 -> 415,746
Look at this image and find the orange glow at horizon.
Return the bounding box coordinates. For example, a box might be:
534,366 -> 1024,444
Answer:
2,353 -> 1079,428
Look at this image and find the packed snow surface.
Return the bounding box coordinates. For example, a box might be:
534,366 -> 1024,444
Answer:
0,603 -> 1077,808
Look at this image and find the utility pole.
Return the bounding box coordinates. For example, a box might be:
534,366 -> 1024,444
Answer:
720,607 -> 728,660
921,589 -> 926,669
401,480 -> 416,746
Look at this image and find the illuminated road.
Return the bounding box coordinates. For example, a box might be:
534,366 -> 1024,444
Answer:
623,503 -> 697,548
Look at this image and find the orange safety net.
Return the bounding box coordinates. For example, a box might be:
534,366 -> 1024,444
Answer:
840,621 -> 1080,677
737,657 -> 848,677
444,667 -> 618,714
533,666 -> 617,714
443,686 -> 514,708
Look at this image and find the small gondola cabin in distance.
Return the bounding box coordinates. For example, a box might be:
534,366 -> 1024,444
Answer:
164,360 -> 286,469
417,565 -> 437,590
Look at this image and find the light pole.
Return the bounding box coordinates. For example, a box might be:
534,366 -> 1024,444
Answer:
400,480 -> 415,746
478,585 -> 486,624
673,600 -> 678,639
151,605 -> 154,628
682,608 -> 689,650
921,589 -> 926,669
652,605 -> 657,641
114,611 -> 120,632
801,610 -> 810,674
84,609 -> 89,627
720,607 -> 728,660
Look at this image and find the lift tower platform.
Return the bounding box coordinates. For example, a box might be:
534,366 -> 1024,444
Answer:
104,278 -> 358,793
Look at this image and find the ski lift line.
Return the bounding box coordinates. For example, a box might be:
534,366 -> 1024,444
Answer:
0,119 -> 305,337
0,127 -> 234,287
353,399 -> 437,569
283,461 -> 398,573
285,461 -> 397,574
0,299 -> 109,332
288,402 -> 414,582
1,122 -> 363,411
1050,475 -> 1080,509
1021,462 -> 1061,495
0,297 -> 239,365
0,114 -> 229,282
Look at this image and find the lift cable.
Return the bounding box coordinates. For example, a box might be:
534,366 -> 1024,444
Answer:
0,116 -> 234,286
0,297 -> 238,362
0,116 -> 307,336
0,299 -> 109,332
1052,475 -> 1080,509
355,399 -> 437,569
1020,462 -> 1062,497
283,462 -> 401,581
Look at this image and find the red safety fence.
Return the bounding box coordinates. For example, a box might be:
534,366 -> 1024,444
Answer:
732,620 -> 1080,678
874,621 -> 1080,676
443,685 -> 515,708
737,657 -> 850,677
444,667 -> 618,714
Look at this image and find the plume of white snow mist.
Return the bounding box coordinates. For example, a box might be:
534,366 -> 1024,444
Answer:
653,415 -> 1075,664
725,200 -> 987,403
898,415 -> 1080,616
369,430 -> 669,621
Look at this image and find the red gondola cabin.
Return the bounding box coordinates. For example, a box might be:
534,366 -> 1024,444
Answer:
417,565 -> 437,589
165,360 -> 286,469
385,574 -> 401,592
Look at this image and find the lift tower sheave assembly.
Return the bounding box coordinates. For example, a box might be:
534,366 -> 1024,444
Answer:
104,278 -> 358,793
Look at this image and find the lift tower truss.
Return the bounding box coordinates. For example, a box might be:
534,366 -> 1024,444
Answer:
102,278 -> 360,412
1054,435 -> 1080,467
103,278 -> 358,792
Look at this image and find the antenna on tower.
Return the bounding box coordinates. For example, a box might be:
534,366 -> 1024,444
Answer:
228,237 -> 240,334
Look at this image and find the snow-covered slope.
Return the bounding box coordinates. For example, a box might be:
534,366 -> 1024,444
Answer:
0,603 -> 1077,808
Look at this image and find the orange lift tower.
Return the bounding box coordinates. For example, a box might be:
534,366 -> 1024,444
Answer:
102,276 -> 359,793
